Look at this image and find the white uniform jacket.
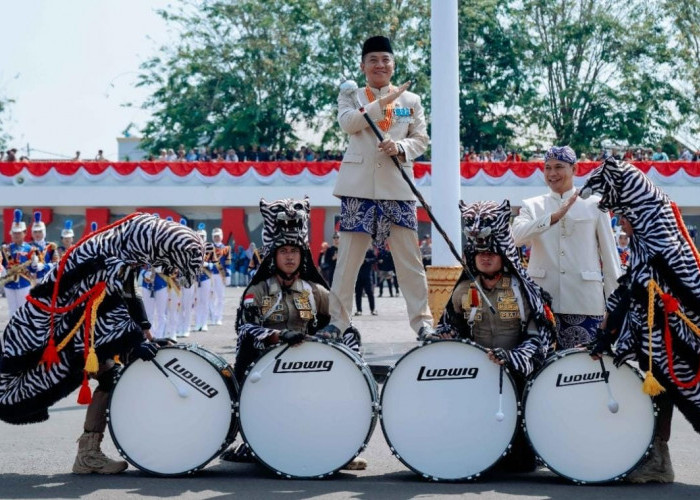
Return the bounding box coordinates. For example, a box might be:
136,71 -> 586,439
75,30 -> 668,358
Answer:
512,188 -> 621,316
333,84 -> 429,201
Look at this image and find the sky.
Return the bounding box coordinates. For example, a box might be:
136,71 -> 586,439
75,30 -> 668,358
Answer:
1,1 -> 173,160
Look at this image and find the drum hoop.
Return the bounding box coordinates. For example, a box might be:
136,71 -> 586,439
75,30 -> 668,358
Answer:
380,338 -> 521,482
237,337 -> 378,479
521,347 -> 657,484
108,343 -> 239,477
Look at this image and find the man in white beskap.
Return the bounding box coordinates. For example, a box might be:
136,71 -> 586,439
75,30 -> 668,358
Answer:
512,146 -> 621,349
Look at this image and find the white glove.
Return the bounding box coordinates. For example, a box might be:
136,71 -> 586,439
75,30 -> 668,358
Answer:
144,270 -> 154,280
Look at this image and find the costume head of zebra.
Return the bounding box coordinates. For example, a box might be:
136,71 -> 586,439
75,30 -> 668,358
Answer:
259,197 -> 310,259
0,213 -> 204,424
580,157 -> 669,223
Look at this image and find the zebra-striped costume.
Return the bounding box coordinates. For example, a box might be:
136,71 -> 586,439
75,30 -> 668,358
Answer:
581,158 -> 700,433
437,200 -> 556,377
0,213 -> 204,424
234,198 -> 359,383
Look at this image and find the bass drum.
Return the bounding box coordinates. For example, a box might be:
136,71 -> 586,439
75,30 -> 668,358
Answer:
237,338 -> 378,478
380,340 -> 519,481
523,348 -> 656,483
108,344 -> 238,476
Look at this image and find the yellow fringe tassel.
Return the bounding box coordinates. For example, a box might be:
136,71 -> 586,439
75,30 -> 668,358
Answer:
643,370 -> 666,396
84,347 -> 99,374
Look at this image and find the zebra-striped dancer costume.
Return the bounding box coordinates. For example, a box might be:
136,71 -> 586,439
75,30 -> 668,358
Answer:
0,213 -> 204,424
581,158 -> 700,433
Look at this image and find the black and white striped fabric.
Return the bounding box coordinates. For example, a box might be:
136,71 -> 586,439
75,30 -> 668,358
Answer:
437,200 -> 555,376
581,158 -> 700,433
0,213 -> 204,424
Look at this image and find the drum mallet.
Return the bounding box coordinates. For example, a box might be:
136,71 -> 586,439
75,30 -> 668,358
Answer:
151,359 -> 188,398
496,365 -> 505,422
339,80 -> 496,316
249,344 -> 292,383
599,357 -> 619,414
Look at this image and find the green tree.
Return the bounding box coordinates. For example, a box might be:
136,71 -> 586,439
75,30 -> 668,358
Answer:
137,0 -> 430,154
458,0 -> 535,153
520,0 -> 690,153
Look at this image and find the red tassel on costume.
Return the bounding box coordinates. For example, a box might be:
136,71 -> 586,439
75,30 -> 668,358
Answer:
661,293 -> 679,314
77,372 -> 92,405
40,336 -> 60,370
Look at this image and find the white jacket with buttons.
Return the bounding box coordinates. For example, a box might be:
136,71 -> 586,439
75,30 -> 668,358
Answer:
512,188 -> 621,315
333,85 -> 429,201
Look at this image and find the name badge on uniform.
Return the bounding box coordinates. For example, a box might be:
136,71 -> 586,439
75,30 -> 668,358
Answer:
294,291 -> 313,320
393,107 -> 415,124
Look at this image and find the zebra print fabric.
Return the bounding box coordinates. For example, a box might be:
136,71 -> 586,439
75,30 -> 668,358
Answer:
581,158 -> 700,433
438,200 -> 555,376
0,213 -> 204,424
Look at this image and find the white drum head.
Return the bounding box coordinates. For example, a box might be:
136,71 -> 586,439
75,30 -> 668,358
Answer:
238,341 -> 376,478
381,340 -> 519,480
524,350 -> 655,483
109,346 -> 235,475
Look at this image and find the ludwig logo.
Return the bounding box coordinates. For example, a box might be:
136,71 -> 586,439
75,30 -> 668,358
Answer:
417,366 -> 479,381
556,370 -> 608,387
164,358 -> 219,398
273,359 -> 334,373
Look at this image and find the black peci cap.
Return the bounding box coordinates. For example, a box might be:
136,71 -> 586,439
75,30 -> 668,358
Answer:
362,36 -> 393,57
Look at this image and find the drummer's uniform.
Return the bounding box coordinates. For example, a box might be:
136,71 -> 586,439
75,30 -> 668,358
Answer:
1,243 -> 35,316
234,276 -> 359,383
163,272 -> 182,341
449,275 -> 543,377
209,243 -> 231,325
447,274 -> 541,472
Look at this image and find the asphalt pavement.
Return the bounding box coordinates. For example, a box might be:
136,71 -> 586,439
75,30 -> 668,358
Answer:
1,286 -> 699,500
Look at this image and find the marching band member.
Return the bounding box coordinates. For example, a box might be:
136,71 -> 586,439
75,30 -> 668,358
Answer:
177,218 -> 196,337
193,223 -> 213,332
209,227 -> 231,325
220,197 -> 364,470
1,210 -> 35,316
433,200 -> 556,473
140,265 -> 168,339
56,220 -> 75,259
29,211 -> 58,283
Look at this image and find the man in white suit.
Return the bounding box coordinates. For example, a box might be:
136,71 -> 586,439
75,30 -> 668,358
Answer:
512,146 -> 621,348
318,36 -> 433,341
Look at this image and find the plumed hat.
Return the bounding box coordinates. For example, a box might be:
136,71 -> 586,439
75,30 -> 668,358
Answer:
212,227 -> 223,237
61,220 -> 74,238
10,209 -> 26,233
196,222 -> 207,240
362,36 -> 393,57
32,211 -> 46,233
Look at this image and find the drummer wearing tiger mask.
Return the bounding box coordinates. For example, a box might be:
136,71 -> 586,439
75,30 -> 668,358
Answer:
431,200 -> 556,472
221,197 -> 365,470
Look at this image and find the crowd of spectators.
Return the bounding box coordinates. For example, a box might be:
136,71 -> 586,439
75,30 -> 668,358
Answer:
4,143 -> 700,163
461,144 -> 700,163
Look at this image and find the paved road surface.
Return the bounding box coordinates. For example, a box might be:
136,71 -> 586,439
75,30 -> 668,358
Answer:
1,287 -> 698,499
